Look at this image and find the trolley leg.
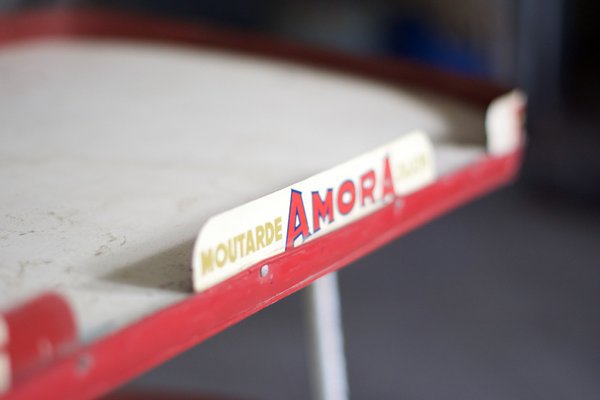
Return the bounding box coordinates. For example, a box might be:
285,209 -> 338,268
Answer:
304,272 -> 349,400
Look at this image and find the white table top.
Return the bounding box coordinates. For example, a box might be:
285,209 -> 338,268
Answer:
0,38 -> 485,341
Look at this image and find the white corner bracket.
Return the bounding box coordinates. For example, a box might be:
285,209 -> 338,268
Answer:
485,90 -> 527,156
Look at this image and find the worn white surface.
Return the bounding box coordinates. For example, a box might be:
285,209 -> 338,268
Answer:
0,38 -> 486,342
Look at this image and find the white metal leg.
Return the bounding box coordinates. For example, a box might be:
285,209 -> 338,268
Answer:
304,272 -> 349,400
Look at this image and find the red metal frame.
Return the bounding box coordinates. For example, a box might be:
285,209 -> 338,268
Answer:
0,9 -> 523,400
2,294 -> 77,386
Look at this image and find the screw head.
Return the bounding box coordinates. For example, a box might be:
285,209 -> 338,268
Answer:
77,354 -> 93,375
394,198 -> 404,211
260,264 -> 269,277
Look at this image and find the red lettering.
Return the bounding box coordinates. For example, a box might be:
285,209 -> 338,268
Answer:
381,156 -> 395,198
360,170 -> 376,206
337,180 -> 356,215
311,189 -> 334,232
286,189 -> 310,250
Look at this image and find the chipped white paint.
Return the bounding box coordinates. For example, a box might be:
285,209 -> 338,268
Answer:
0,352 -> 10,395
0,38 -> 492,342
0,316 -> 9,394
0,317 -> 7,347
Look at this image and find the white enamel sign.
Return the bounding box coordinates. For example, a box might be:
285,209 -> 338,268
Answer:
192,131 -> 436,292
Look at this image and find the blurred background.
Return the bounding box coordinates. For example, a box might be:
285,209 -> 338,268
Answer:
4,1 -> 599,399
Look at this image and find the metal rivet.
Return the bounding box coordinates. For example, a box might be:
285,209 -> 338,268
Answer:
37,338 -> 53,358
77,354 -> 93,375
394,198 -> 404,211
260,264 -> 269,277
